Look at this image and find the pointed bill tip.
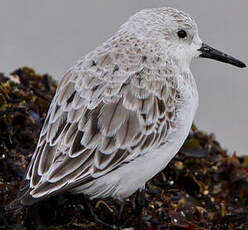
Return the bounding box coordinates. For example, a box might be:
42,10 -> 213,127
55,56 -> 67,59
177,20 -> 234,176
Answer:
239,62 -> 247,68
231,59 -> 246,68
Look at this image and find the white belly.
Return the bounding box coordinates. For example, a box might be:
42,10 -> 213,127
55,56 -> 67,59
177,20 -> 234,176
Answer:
71,93 -> 198,199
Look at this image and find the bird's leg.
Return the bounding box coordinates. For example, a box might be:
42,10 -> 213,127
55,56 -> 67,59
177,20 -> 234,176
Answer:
82,196 -> 117,230
113,198 -> 126,226
135,188 -> 146,230
115,198 -> 125,222
95,198 -> 126,229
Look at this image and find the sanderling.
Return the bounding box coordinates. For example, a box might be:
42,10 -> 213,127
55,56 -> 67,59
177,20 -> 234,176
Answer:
7,7 -> 246,211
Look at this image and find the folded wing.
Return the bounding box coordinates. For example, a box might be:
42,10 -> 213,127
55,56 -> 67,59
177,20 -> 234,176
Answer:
7,45 -> 177,210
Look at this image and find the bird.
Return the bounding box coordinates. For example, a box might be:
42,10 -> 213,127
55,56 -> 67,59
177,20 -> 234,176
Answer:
7,7 -> 246,211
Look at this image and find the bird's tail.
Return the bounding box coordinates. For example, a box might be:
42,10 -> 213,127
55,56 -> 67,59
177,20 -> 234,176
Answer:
5,198 -> 24,213
5,180 -> 37,213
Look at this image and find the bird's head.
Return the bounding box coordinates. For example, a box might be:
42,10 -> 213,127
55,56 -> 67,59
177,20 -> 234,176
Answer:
121,7 -> 246,70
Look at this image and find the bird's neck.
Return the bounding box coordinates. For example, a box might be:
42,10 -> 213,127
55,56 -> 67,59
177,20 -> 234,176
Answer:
178,69 -> 199,100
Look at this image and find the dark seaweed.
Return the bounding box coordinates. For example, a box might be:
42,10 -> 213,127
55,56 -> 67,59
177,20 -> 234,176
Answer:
1,67 -> 248,230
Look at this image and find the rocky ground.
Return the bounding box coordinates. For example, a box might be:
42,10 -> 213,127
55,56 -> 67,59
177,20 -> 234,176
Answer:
1,67 -> 248,229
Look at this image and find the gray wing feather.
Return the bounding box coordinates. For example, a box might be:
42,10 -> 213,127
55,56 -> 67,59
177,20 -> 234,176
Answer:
15,43 -> 177,203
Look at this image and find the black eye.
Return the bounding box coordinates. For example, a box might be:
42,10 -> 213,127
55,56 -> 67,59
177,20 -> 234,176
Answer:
177,30 -> 187,39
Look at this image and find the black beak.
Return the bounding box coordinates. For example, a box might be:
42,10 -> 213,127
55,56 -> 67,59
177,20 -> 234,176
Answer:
198,43 -> 246,68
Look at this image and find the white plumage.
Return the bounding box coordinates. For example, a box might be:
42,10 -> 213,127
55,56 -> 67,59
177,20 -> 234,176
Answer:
7,7 -> 246,209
